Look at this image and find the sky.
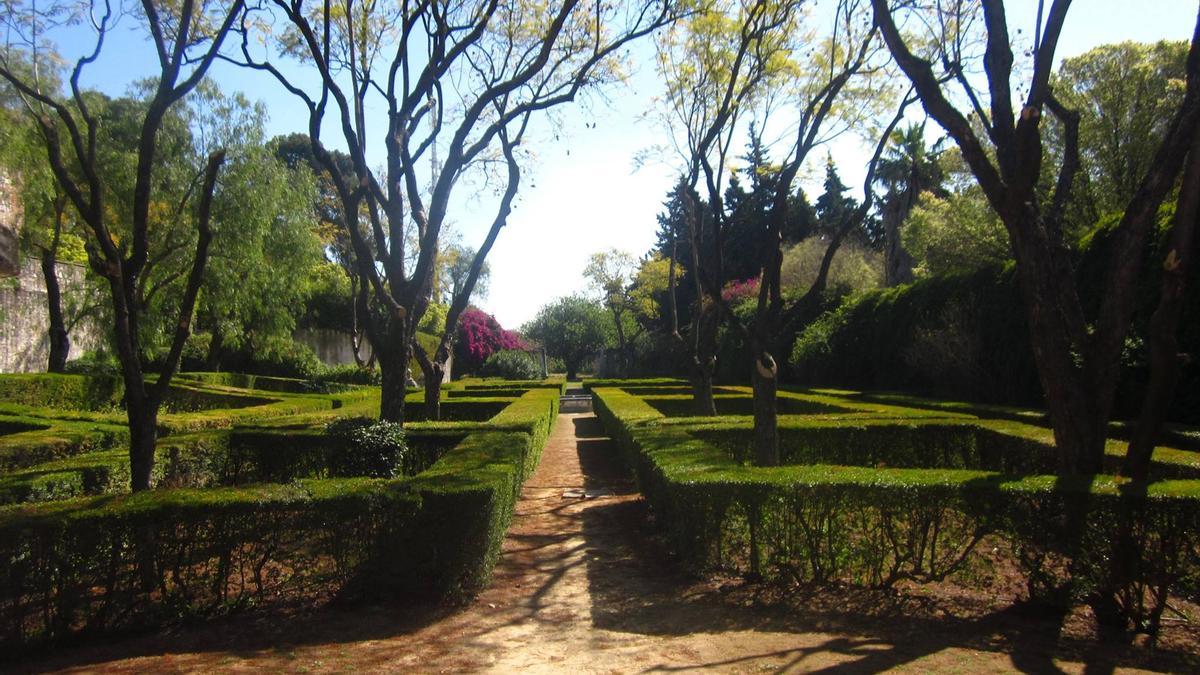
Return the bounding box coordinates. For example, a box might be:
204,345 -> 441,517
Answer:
29,0 -> 1200,329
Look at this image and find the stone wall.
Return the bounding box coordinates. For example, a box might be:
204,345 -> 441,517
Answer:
293,328 -> 452,381
0,257 -> 103,373
293,328 -> 374,367
0,169 -> 21,278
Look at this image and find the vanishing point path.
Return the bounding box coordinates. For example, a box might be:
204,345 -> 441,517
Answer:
19,414 -> 1183,673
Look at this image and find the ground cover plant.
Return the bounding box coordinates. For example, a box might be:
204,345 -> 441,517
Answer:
591,380 -> 1200,637
0,373 -> 559,654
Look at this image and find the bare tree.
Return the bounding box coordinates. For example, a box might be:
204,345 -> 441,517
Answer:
871,0 -> 1200,475
0,0 -> 247,491
234,0 -> 673,422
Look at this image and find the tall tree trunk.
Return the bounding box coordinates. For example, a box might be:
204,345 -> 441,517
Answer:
423,368 -> 443,421
40,249 -> 70,373
751,343 -> 779,466
1008,224 -> 1106,474
379,351 -> 408,424
691,304 -> 719,416
1123,131 -> 1200,479
377,312 -> 413,423
127,398 -> 159,491
204,328 -> 224,371
883,196 -> 914,286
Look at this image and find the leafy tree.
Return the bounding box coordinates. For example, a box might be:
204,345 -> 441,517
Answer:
438,244 -> 490,306
453,308 -> 524,377
195,142 -> 323,368
876,121 -> 945,285
873,0 -> 1200,478
902,190 -> 1009,278
0,91 -> 91,371
584,248 -> 642,376
523,296 -> 609,381
814,159 -> 858,237
1053,40 -> 1190,221
0,0 -> 248,491
779,237 -> 882,297
655,0 -> 801,416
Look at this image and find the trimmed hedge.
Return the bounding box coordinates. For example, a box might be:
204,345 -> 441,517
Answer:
0,374 -> 124,412
0,387 -> 560,653
593,386 -> 1200,631
0,415 -> 127,473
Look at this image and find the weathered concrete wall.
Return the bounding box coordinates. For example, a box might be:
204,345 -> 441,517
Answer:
294,328 -> 374,367
0,257 -> 103,373
293,328 -> 452,381
0,169 -> 21,278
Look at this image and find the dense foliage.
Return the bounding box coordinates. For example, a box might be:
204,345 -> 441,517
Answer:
480,350 -> 543,381
523,295 -> 610,380
454,309 -> 526,377
324,416 -> 409,478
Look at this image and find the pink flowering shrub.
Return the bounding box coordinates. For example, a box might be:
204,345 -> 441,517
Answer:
721,277 -> 760,305
454,308 -> 527,375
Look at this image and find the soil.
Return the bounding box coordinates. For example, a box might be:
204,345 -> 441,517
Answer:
13,413 -> 1200,673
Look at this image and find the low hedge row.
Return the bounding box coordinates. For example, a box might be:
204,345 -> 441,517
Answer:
0,415 -> 127,473
0,374 -> 124,412
177,372 -> 324,394
0,388 -> 560,653
593,386 -> 1200,631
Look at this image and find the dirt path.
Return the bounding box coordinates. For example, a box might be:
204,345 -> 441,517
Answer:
16,414 -> 1198,673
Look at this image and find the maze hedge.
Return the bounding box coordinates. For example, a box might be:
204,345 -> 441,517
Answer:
592,384 -> 1200,633
0,374 -> 559,654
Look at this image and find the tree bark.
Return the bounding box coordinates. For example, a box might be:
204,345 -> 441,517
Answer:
751,346 -> 779,466
1007,217 -> 1107,474
1123,129 -> 1200,479
412,340 -> 446,422
883,196 -> 915,286
423,367 -> 443,421
691,304 -> 719,416
378,340 -> 410,424
40,248 -> 70,373
127,399 -> 159,492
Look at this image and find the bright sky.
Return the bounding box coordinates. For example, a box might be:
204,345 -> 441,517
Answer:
36,0 -> 1200,329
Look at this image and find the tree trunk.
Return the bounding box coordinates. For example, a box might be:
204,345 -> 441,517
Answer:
204,329 -> 224,371
752,346 -> 779,466
39,249 -> 70,373
883,197 -> 914,287
1123,131 -> 1200,479
377,313 -> 413,423
691,303 -> 719,416
691,371 -> 716,416
127,397 -> 159,492
379,355 -> 408,423
1009,220 -> 1107,475
423,361 -> 445,421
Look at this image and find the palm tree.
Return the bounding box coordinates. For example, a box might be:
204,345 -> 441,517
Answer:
876,121 -> 945,285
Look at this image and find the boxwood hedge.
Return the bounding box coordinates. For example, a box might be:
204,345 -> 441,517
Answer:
0,381 -> 559,654
592,386 -> 1200,633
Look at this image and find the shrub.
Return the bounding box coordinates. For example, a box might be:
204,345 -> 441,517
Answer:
591,386 -> 1200,633
324,416 -> 408,478
314,364 -> 381,387
454,308 -> 525,376
480,350 -> 542,380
